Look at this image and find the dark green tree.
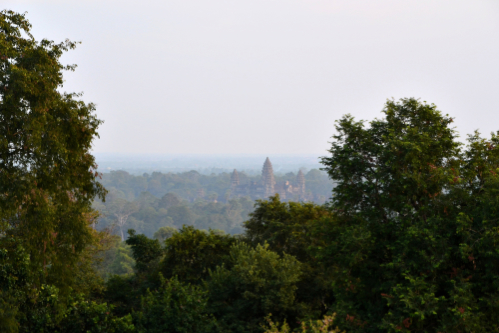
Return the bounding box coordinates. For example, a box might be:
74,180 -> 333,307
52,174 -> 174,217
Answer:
317,98 -> 499,332
153,226 -> 178,243
134,275 -> 216,333
0,7 -> 105,296
160,226 -> 236,284
126,230 -> 163,274
206,242 -> 303,333
0,237 -> 33,333
244,195 -> 334,318
97,235 -> 135,278
244,195 -> 330,262
21,290 -> 135,333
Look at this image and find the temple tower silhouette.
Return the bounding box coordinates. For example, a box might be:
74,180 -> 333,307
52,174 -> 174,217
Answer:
230,169 -> 240,190
262,157 -> 276,198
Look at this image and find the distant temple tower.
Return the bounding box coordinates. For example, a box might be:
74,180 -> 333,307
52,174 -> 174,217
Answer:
228,158 -> 306,201
262,157 -> 276,198
230,169 -> 240,190
296,170 -> 306,198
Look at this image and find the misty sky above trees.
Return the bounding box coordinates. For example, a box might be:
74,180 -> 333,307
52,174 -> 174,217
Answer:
5,0 -> 499,154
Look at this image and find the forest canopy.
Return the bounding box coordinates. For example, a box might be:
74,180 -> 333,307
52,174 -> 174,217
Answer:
3,9 -> 499,333
93,167 -> 333,238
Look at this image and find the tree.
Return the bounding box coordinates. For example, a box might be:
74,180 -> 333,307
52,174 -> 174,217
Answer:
317,98 -> 499,332
0,236 -> 32,333
166,205 -> 197,227
263,314 -> 343,333
244,195 -> 330,262
244,195 -> 334,318
160,226 -> 236,284
126,230 -> 163,274
108,199 -> 138,241
206,242 -> 303,333
134,275 -> 216,333
96,235 -> 135,278
0,10 -> 105,293
157,192 -> 181,210
153,226 -> 177,243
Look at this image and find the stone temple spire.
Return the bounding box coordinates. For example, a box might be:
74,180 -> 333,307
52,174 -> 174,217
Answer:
296,169 -> 305,198
231,169 -> 240,188
262,157 -> 276,198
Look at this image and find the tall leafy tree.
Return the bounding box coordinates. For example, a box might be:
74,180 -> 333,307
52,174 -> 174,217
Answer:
207,242 -> 303,333
134,275 -> 216,333
153,226 -> 178,242
0,10 -> 105,292
157,192 -> 181,210
126,230 -> 163,274
160,226 -> 236,284
108,199 -> 139,241
245,195 -> 330,262
317,98 -> 499,332
244,195 -> 334,319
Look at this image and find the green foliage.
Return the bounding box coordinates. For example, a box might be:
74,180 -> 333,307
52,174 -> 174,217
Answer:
244,196 -> 334,318
0,238 -> 32,333
0,10 -> 105,294
316,98 -> 499,332
0,234 -> 129,333
245,195 -> 329,261
104,275 -> 136,317
206,242 -> 302,333
134,275 -> 216,333
160,226 -> 236,284
1,9 -> 345,333
157,193 -> 181,210
8,14 -> 499,331
107,246 -> 134,276
153,226 -> 178,243
167,205 -> 197,227
96,235 -> 135,278
126,230 -> 163,273
264,314 -> 344,333
95,194 -> 255,238
20,288 -> 135,333
94,168 -> 333,238
0,238 -> 132,332
58,298 -> 135,333
19,284 -> 67,332
0,295 -> 18,333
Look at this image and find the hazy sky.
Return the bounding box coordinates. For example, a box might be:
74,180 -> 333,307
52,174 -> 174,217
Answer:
4,0 -> 499,154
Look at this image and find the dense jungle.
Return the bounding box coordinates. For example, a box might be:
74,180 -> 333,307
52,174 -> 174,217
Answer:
93,166 -> 333,238
3,10 -> 499,333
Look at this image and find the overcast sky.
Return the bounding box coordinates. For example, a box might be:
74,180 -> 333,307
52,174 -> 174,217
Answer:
4,0 -> 499,154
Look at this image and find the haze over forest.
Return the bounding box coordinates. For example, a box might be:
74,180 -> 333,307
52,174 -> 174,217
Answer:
94,153 -> 323,175
3,2 -> 499,332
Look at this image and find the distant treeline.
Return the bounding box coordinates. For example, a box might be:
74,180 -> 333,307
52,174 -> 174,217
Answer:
93,169 -> 333,237
98,168 -> 333,203
93,153 -> 323,176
